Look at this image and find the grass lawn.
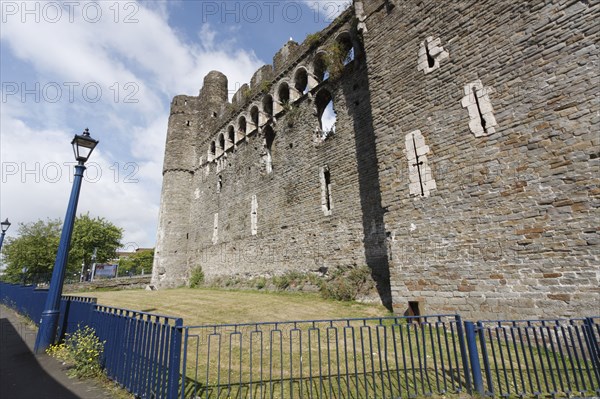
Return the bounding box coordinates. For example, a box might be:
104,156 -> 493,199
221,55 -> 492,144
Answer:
75,287 -> 391,325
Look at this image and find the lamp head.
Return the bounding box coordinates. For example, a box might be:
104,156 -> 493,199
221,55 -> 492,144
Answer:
0,218 -> 10,233
71,128 -> 99,164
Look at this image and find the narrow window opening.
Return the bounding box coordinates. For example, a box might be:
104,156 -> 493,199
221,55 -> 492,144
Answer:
212,111 -> 218,118
472,87 -> 488,133
411,134 -> 425,197
250,106 -> 259,129
239,116 -> 247,136
324,169 -> 332,211
186,120 -> 190,126
314,53 -> 329,82
227,126 -> 235,148
320,166 -> 333,215
405,130 -> 436,197
264,126 -> 275,174
263,95 -> 273,119
337,34 -> 355,66
217,175 -> 222,193
184,100 -> 187,106
417,37 -> 448,74
210,141 -> 216,156
278,83 -> 290,105
294,68 -> 309,95
425,41 -> 435,69
315,89 -> 336,141
461,81 -> 498,137
212,213 -> 219,245
251,195 -> 258,236
218,134 -> 225,153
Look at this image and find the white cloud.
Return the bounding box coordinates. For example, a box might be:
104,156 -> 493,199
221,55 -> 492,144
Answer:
0,1 -> 264,247
303,0 -> 352,21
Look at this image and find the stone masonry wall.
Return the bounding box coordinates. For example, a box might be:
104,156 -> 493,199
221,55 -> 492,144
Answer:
361,0 -> 599,319
153,0 -> 599,320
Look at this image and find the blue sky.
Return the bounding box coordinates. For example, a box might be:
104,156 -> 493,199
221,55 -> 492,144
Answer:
0,0 -> 350,250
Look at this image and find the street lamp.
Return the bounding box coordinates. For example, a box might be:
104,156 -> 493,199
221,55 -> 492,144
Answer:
34,128 -> 98,354
0,218 -> 11,251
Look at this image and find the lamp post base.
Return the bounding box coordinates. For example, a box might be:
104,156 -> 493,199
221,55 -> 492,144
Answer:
34,309 -> 60,354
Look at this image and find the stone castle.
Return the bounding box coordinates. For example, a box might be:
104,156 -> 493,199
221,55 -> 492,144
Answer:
152,0 -> 599,320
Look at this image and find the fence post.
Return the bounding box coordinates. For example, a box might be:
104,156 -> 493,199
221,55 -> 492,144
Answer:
456,316 -> 473,394
180,327 -> 188,399
583,318 -> 600,389
465,321 -> 484,395
167,318 -> 183,399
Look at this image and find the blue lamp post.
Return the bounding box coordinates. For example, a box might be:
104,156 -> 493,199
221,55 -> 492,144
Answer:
0,218 -> 11,250
34,128 -> 98,354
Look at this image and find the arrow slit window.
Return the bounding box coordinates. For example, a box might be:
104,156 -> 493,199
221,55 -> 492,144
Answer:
405,130 -> 436,198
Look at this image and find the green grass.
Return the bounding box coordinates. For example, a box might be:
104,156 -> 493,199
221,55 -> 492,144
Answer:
73,289 -> 598,399
78,287 -> 390,325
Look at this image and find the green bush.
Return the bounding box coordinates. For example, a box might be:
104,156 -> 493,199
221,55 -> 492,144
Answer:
320,266 -> 373,301
46,325 -> 104,379
255,277 -> 267,289
189,267 -> 205,288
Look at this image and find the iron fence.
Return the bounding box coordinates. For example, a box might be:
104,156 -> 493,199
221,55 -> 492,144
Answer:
0,282 -> 96,337
466,318 -> 600,398
179,315 -> 471,399
2,281 -> 599,399
0,282 -> 183,399
93,305 -> 183,399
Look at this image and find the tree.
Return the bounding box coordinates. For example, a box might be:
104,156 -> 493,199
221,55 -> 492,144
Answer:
69,213 -> 123,272
1,214 -> 123,283
118,249 -> 154,276
1,219 -> 62,282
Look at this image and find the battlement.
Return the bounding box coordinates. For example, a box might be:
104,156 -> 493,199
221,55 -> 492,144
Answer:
164,6 -> 356,171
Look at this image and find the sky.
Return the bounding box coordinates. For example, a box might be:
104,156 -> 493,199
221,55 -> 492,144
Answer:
0,0 -> 351,251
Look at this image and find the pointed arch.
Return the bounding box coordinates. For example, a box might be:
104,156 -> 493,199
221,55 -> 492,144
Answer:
294,67 -> 309,94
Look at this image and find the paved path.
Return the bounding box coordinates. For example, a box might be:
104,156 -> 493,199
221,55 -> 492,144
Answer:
0,305 -> 117,399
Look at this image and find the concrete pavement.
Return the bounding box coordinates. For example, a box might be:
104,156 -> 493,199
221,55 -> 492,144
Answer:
0,305 -> 117,399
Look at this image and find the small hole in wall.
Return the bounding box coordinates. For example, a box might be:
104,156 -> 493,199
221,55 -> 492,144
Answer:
355,101 -> 360,106
186,120 -> 190,126
406,301 -> 422,323
212,112 -> 218,117
289,143 -> 293,149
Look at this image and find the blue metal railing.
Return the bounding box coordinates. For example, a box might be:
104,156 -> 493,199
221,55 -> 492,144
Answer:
2,281 -> 599,399
468,318 -> 600,398
93,305 -> 183,399
0,282 -> 183,398
0,282 -> 96,337
179,315 -> 470,399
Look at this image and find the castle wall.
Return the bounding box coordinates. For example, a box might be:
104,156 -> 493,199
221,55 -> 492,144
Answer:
361,0 -> 599,319
153,0 -> 599,319
185,18 -> 383,293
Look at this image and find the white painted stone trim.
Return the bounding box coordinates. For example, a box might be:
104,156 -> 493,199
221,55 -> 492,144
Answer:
417,36 -> 449,74
212,213 -> 219,245
251,195 -> 258,235
320,166 -> 333,216
461,80 -> 498,137
405,130 -> 437,198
